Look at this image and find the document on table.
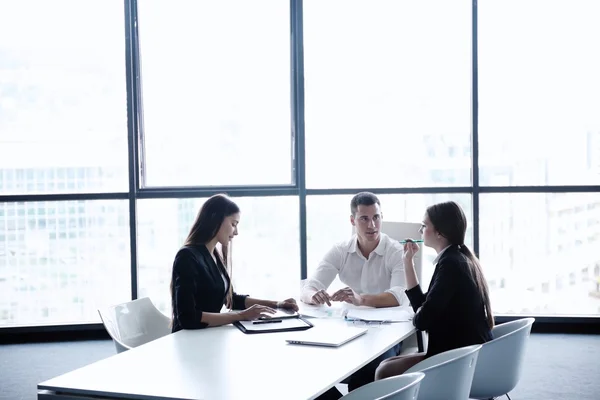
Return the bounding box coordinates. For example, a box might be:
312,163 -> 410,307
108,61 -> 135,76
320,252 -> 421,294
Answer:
345,307 -> 413,322
298,303 -> 348,319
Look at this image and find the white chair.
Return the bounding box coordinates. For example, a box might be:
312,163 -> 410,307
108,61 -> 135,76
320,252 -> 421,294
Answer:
405,344 -> 482,400
341,372 -> 425,400
381,221 -> 428,355
380,221 -> 424,283
469,318 -> 535,400
98,297 -> 171,353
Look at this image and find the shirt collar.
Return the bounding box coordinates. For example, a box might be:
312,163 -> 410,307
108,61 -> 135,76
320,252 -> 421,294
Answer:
433,244 -> 452,264
348,233 -> 388,256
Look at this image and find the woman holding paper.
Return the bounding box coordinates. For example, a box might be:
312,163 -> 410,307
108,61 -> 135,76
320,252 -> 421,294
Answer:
375,201 -> 494,380
170,194 -> 298,332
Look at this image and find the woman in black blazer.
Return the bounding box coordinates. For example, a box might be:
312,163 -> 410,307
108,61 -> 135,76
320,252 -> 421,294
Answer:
170,194 -> 298,333
375,201 -> 494,379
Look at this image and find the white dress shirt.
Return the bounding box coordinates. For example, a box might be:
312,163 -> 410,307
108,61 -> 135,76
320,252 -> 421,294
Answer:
432,245 -> 452,266
302,233 -> 407,305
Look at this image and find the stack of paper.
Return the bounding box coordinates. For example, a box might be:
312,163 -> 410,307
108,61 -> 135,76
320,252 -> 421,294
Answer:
345,307 -> 413,322
298,303 -> 347,319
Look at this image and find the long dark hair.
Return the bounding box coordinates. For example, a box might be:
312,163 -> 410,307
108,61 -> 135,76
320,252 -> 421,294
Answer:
426,201 -> 494,329
171,194 -> 240,313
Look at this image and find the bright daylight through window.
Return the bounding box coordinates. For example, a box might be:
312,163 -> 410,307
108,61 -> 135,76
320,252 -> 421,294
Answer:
0,0 -> 599,329
138,0 -> 292,187
304,0 -> 472,189
0,1 -> 130,326
478,0 -> 600,315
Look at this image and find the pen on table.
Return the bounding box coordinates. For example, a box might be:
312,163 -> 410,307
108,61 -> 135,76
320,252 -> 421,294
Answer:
252,319 -> 283,325
398,240 -> 424,244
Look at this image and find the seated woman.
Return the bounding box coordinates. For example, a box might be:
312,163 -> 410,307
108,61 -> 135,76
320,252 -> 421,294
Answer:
375,201 -> 494,379
170,194 -> 298,332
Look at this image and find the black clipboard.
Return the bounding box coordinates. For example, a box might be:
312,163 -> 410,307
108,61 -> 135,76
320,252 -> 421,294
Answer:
234,316 -> 313,334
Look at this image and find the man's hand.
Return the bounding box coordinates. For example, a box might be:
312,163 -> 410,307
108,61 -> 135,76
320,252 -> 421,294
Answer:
276,298 -> 299,311
310,290 -> 332,306
331,287 -> 363,306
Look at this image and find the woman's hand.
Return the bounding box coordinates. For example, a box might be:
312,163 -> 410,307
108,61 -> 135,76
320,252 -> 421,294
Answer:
237,304 -> 276,321
402,238 -> 420,262
276,298 -> 299,311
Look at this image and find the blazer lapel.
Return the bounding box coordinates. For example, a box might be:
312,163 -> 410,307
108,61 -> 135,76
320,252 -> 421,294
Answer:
214,256 -> 231,295
195,245 -> 228,297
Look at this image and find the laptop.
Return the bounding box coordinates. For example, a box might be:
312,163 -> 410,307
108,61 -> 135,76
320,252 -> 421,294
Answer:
285,326 -> 368,347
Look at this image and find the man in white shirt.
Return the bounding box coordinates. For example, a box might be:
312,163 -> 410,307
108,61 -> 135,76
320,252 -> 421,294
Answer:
302,192 -> 407,399
301,192 -> 407,308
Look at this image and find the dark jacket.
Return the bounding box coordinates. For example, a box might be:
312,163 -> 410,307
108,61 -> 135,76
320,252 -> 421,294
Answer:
405,245 -> 493,357
171,245 -> 248,333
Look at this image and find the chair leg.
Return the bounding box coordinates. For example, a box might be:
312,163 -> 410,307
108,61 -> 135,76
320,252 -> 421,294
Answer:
506,394 -> 512,400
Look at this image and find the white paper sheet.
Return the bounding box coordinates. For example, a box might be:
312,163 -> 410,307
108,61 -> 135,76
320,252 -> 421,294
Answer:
298,304 -> 348,319
345,307 -> 413,322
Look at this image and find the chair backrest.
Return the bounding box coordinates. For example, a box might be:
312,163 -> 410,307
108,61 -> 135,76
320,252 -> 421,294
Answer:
341,372 -> 425,400
405,344 -> 482,400
380,221 -> 423,282
98,297 -> 172,353
470,318 -> 535,399
491,317 -> 535,339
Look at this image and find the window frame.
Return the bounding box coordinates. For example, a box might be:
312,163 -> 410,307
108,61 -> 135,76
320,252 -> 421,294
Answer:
135,0 -> 297,190
1,0 -> 598,335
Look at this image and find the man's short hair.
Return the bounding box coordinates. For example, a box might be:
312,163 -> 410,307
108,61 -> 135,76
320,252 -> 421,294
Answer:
350,192 -> 381,215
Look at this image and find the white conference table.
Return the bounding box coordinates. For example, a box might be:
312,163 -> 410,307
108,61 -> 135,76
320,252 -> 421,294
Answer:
38,306 -> 416,400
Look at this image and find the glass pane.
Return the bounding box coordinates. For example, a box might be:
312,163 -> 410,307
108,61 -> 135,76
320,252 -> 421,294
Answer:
307,194 -> 473,290
304,0 -> 472,188
138,0 -> 292,187
479,0 -> 600,186
137,196 -> 300,316
0,200 -> 131,327
480,193 -> 600,315
0,1 -> 128,194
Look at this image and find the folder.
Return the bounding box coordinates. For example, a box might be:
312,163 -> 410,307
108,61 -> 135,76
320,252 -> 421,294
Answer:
234,315 -> 313,334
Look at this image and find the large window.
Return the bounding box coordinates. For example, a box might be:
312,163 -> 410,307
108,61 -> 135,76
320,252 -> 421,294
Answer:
0,0 -> 131,328
0,200 -> 130,326
1,1 -> 599,330
303,0 -> 472,188
479,0 -> 600,186
137,0 -> 292,187
0,0 -> 128,195
137,196 -> 300,316
480,193 -> 600,315
476,0 -> 600,316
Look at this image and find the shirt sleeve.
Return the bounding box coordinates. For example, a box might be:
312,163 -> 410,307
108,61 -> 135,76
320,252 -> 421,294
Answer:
384,244 -> 408,305
172,251 -> 208,329
301,245 -> 342,301
411,261 -> 457,331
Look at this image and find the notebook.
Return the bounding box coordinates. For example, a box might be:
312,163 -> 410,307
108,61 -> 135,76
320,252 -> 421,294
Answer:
285,326 -> 368,347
